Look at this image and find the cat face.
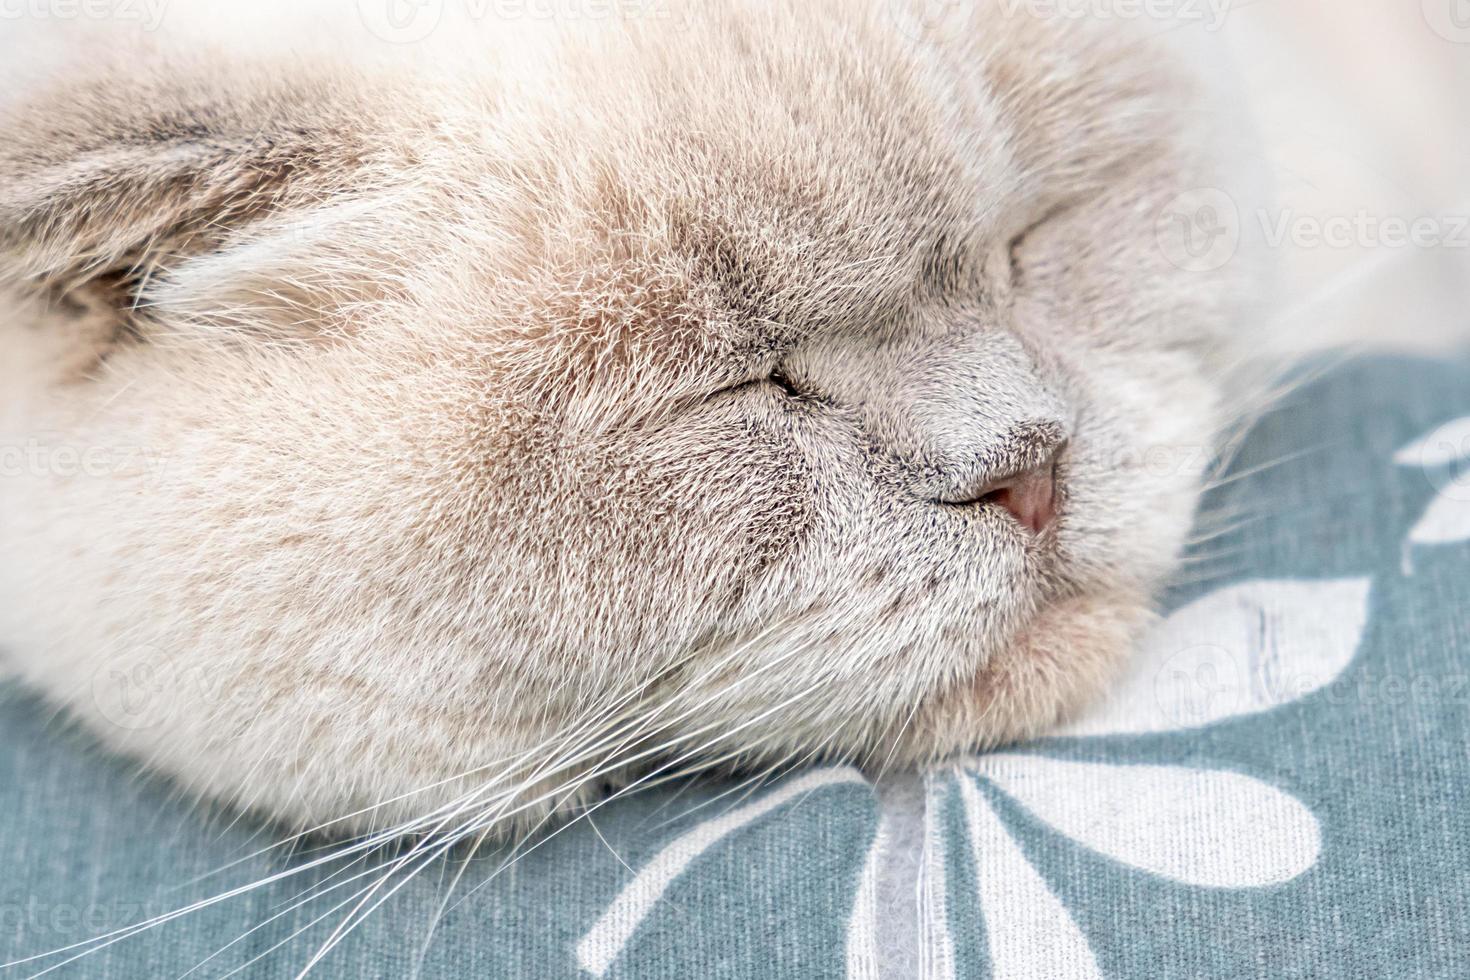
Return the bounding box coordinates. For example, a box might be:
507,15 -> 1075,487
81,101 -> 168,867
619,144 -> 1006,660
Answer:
0,1 -> 1256,833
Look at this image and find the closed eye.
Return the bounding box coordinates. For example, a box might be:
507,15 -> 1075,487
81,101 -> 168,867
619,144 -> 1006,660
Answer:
713,368 -> 804,402
767,369 -> 802,399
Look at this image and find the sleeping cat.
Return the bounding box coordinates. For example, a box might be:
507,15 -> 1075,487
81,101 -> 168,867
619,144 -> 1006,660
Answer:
0,0 -> 1266,839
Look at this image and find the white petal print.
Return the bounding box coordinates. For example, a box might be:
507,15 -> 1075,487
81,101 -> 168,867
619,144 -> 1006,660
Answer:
845,816 -> 887,980
1404,489 -> 1470,546
957,774 -> 1103,980
918,776 -> 958,980
1059,579 -> 1370,737
968,756 -> 1321,888
576,767 -> 867,977
1397,417 -> 1470,555
1393,416 -> 1470,467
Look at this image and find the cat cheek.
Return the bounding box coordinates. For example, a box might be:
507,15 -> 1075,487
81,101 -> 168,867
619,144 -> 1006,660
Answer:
726,440 -> 819,592
900,589 -> 1153,760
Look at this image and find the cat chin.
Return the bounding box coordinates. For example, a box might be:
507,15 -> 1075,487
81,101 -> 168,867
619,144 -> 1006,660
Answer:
896,586 -> 1154,764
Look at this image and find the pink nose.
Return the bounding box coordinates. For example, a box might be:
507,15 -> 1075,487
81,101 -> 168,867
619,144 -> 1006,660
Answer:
979,457 -> 1059,534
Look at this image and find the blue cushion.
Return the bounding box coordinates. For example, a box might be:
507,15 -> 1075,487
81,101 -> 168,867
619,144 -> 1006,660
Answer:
4,355 -> 1469,979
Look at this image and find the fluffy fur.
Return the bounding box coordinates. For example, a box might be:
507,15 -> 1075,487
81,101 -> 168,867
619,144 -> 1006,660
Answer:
0,0 -> 1262,836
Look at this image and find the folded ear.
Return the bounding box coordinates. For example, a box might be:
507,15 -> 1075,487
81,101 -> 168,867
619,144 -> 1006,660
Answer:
0,48 -> 417,346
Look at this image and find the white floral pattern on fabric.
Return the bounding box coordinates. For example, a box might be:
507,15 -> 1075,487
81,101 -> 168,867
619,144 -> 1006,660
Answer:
969,757 -> 1320,887
958,776 -> 1103,980
574,579 -> 1370,980
914,577 -> 1372,979
1396,417 -> 1470,555
845,815 -> 889,980
576,767 -> 868,977
1058,580 -> 1370,737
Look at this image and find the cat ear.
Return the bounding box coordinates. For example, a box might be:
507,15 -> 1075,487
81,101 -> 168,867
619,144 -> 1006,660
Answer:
0,51 -> 412,344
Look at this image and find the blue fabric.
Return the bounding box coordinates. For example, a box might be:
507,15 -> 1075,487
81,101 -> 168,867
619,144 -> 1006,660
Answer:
3,355 -> 1470,978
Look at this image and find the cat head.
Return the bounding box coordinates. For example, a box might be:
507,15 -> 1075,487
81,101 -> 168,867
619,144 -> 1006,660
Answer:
0,0 -> 1260,832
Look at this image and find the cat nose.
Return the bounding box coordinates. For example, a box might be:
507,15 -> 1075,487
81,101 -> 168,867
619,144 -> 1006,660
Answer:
982,458 -> 1059,534
948,449 -> 1061,534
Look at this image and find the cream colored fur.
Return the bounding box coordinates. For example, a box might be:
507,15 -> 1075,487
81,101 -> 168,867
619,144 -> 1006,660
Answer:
0,0 -> 1264,836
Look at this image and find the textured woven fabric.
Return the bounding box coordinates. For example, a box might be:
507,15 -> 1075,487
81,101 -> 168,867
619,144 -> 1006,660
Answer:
3,355 -> 1470,978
